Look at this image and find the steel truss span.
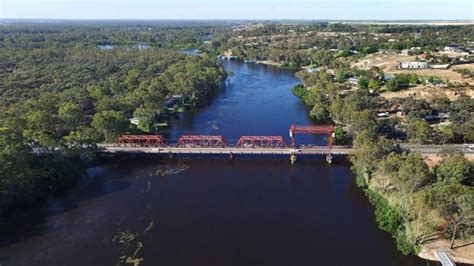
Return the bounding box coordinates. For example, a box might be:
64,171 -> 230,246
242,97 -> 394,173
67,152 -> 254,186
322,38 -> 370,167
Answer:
289,124 -> 334,147
116,135 -> 167,147
235,136 -> 288,148
115,124 -> 334,149
177,135 -> 227,148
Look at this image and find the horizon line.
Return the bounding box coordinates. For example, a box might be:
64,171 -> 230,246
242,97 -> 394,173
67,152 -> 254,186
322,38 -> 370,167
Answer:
1,18 -> 473,22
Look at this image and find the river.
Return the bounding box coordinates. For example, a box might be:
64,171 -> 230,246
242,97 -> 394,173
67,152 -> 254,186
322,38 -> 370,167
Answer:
0,60 -> 436,266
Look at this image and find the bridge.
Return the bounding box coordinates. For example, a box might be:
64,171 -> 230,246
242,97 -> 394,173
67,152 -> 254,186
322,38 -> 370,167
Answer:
102,125 -> 336,164
98,125 -> 474,164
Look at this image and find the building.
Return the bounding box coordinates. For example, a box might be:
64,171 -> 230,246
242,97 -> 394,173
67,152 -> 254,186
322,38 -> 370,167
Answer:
444,45 -> 459,51
399,62 -> 429,69
418,53 -> 429,60
400,49 -> 413,56
384,73 -> 394,81
348,77 -> 360,85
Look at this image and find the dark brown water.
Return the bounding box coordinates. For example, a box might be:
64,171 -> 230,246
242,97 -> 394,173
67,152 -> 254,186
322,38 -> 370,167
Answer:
1,61 -> 438,265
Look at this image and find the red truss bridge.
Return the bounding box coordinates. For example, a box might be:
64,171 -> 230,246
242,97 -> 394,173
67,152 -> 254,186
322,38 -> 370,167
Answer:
100,125 -> 346,164
235,136 -> 287,148
177,135 -> 227,148
289,125 -> 334,148
117,135 -> 167,147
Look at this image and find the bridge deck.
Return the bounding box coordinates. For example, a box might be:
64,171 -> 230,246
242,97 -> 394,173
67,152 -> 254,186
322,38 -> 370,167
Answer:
97,144 -> 473,156
99,145 -> 352,155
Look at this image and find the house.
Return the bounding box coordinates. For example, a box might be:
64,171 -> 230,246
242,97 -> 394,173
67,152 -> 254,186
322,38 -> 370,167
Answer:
399,62 -> 429,69
384,73 -> 394,81
377,112 -> 389,118
430,64 -> 450,69
444,45 -> 459,51
424,115 -> 440,124
418,53 -> 429,60
348,77 -> 360,85
400,49 -> 413,56
130,117 -> 141,126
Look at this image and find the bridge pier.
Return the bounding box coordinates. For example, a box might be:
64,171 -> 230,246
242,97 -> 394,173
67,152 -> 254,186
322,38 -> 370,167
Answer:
290,154 -> 296,165
230,152 -> 233,159
326,154 -> 332,164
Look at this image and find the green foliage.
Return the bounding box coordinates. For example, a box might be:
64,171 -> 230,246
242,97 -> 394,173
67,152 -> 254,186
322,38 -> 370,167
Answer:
357,77 -> 369,90
291,84 -> 308,100
366,189 -> 419,255
333,126 -> 347,145
92,110 -> 129,142
366,190 -> 403,234
309,104 -> 330,123
396,152 -> 434,192
406,119 -> 431,144
0,130 -> 83,214
279,62 -> 300,69
368,80 -> 380,91
385,74 -> 416,92
436,152 -> 473,185
0,24 -> 227,215
395,229 -> 417,255
436,124 -> 454,144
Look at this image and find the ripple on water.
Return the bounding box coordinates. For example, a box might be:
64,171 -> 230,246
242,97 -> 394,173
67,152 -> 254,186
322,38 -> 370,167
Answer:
150,164 -> 190,177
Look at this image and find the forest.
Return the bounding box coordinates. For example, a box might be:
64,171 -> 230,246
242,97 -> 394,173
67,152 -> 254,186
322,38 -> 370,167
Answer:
0,23 -> 227,215
213,23 -> 473,68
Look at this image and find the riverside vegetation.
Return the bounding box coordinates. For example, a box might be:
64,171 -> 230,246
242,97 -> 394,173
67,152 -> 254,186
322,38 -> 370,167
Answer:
1,21 -> 473,260
294,68 -> 473,255
0,23 -> 227,216
212,22 -> 474,256
289,42 -> 473,256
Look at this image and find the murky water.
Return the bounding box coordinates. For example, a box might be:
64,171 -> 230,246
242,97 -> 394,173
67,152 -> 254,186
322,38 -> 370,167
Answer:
0,61 -> 436,266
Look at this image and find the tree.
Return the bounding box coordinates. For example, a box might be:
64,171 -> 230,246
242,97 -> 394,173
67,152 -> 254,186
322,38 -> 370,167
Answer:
430,97 -> 451,113
125,68 -> 142,90
436,124 -> 454,144
449,194 -> 474,249
333,126 -> 347,145
376,152 -> 404,192
309,104 -> 330,123
351,130 -> 390,174
368,80 -> 380,92
386,79 -> 401,92
426,184 -> 474,249
396,152 -> 433,195
92,110 -> 129,142
409,74 -> 419,85
358,77 -> 369,90
0,130 -> 38,213
406,119 -> 430,144
436,152 -> 473,185
350,110 -> 378,136
58,102 -> 83,129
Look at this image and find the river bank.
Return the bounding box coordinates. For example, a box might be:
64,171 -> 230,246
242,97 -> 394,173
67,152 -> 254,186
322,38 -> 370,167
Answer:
419,239 -> 474,264
290,73 -> 473,264
0,59 -> 436,266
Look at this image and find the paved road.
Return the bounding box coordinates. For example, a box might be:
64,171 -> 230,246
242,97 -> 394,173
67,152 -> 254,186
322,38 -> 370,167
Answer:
401,144 -> 474,154
99,145 -> 352,155
98,144 -> 474,155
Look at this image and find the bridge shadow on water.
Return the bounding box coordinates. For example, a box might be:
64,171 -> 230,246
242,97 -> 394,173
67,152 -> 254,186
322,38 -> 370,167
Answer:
0,163 -> 133,253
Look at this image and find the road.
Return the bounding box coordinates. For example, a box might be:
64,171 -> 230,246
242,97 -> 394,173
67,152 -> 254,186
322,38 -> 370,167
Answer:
97,144 -> 474,155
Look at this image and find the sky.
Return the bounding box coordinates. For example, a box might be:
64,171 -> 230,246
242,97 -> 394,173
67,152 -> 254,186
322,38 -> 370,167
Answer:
0,0 -> 473,20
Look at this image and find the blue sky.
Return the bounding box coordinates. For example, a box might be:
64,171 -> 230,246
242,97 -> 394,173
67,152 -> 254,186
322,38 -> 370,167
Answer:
1,0 -> 473,20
